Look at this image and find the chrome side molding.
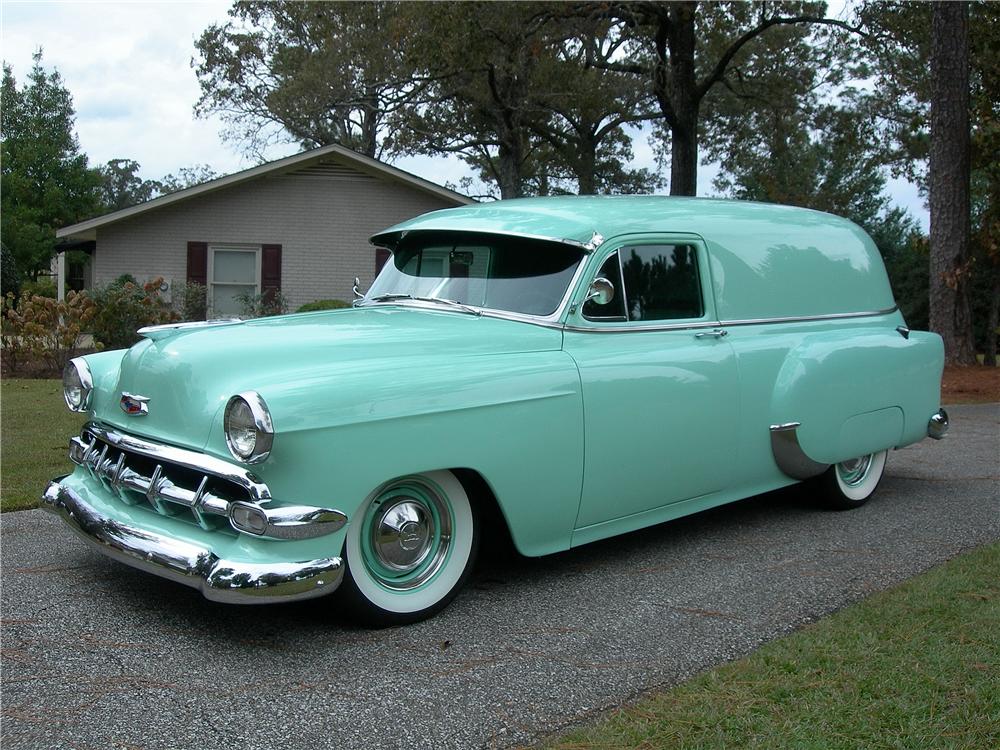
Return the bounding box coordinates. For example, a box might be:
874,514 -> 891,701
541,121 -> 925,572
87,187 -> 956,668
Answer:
769,422 -> 830,480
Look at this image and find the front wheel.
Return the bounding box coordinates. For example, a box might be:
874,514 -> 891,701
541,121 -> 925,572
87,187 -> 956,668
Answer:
340,470 -> 478,626
813,450 -> 889,510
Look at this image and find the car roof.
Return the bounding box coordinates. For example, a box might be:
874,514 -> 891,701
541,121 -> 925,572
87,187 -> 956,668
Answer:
369,195 -> 857,251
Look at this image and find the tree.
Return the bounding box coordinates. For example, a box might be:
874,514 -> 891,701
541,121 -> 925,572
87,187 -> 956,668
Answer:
856,0 -> 998,363
928,2 -> 976,365
99,158 -> 162,210
584,1 -> 861,195
158,164 -> 220,194
0,51 -> 102,280
194,1 -> 427,159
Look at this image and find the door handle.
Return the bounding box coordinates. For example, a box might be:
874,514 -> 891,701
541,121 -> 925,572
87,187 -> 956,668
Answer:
694,328 -> 728,339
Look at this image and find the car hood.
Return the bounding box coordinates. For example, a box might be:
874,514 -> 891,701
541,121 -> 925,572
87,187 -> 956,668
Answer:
92,306 -> 563,450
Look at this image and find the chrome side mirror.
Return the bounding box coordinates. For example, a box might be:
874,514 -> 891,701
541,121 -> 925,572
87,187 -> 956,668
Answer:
352,276 -> 365,306
585,277 -> 615,306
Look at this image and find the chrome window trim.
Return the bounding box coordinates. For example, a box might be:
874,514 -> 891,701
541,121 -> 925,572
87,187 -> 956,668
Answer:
359,249 -> 593,326
562,305 -> 900,334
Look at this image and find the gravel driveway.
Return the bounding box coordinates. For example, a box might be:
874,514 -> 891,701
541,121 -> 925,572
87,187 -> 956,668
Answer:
2,403 -> 997,750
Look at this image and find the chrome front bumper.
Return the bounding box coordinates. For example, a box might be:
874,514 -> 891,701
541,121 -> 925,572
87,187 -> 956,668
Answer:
42,479 -> 344,604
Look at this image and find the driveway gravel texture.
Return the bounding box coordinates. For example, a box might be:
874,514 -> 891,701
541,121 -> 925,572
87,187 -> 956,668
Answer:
2,403 -> 997,750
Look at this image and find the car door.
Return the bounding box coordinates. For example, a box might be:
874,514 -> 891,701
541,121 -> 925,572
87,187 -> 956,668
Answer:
563,235 -> 740,529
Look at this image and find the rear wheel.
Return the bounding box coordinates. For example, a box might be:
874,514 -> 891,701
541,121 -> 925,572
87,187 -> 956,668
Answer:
813,450 -> 888,510
340,470 -> 478,626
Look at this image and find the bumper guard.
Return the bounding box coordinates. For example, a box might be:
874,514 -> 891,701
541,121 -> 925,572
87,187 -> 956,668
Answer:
42,479 -> 344,604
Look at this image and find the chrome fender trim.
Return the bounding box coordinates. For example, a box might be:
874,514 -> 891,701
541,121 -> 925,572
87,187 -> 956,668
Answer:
41,480 -> 343,604
769,422 -> 830,480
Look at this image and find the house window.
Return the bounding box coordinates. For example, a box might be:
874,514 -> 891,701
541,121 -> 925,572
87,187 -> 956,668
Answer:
209,246 -> 260,316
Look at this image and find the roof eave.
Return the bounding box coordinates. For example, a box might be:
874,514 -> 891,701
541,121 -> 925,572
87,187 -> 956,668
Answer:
55,144 -> 473,239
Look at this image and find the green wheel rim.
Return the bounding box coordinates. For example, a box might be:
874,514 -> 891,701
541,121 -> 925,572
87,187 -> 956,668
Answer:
359,477 -> 454,592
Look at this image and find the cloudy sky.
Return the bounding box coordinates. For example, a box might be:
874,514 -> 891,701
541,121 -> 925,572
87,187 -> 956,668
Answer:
2,0 -> 927,227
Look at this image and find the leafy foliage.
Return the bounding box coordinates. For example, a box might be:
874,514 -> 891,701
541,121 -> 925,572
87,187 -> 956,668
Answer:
194,1 -> 422,159
235,288 -> 288,318
0,51 -> 103,280
296,299 -> 351,313
1,290 -> 99,375
1,242 -> 20,297
88,276 -> 178,350
172,281 -> 208,322
99,158 -> 163,210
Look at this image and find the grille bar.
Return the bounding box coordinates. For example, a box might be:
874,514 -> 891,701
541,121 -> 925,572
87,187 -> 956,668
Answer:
71,432 -> 233,528
66,423 -> 347,541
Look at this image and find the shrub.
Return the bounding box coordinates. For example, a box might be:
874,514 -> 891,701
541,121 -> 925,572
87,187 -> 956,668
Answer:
235,289 -> 289,318
1,243 -> 20,298
295,299 -> 351,313
89,276 -> 178,349
21,278 -> 57,298
1,290 -> 100,375
173,281 -> 207,322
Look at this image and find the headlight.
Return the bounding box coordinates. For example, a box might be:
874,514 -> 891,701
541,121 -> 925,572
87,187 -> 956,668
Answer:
224,391 -> 274,464
63,358 -> 93,412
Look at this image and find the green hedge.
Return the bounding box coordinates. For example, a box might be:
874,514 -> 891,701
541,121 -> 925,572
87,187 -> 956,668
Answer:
296,299 -> 351,313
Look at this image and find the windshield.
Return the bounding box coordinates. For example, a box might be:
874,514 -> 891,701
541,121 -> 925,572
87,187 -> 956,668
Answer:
365,232 -> 585,316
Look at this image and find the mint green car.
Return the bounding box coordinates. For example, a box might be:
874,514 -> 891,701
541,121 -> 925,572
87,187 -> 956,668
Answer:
45,197 -> 948,625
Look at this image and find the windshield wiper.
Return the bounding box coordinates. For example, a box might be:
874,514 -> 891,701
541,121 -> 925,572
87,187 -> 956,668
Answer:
365,293 -> 481,316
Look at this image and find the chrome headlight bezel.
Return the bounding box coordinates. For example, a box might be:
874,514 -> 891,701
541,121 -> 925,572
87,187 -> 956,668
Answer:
62,358 -> 94,412
224,391 -> 274,464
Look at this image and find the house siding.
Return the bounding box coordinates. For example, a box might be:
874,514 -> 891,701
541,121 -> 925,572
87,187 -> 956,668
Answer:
93,166 -> 455,312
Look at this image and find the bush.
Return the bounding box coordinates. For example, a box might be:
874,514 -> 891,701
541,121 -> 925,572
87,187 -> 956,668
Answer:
296,299 -> 351,313
20,278 -> 57,299
173,281 -> 207,322
235,289 -> 289,318
89,276 -> 178,349
1,290 -> 100,375
1,243 -> 20,298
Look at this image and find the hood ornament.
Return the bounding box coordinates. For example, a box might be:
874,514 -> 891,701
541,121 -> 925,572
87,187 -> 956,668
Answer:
120,392 -> 150,416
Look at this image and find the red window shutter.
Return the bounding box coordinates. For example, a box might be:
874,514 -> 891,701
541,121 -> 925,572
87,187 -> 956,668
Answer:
261,244 -> 282,302
186,242 -> 207,285
375,247 -> 390,274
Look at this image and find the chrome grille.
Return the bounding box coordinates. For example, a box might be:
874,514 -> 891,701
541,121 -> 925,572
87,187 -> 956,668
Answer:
69,427 -> 262,532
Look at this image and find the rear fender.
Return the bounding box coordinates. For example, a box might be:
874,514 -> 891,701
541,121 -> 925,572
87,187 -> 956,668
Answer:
770,328 -> 944,467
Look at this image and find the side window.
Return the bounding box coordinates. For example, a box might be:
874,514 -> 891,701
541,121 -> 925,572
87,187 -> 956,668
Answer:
583,251 -> 627,320
620,244 -> 703,321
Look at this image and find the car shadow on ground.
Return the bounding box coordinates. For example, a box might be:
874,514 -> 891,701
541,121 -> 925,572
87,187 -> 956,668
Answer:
85,481 -> 819,637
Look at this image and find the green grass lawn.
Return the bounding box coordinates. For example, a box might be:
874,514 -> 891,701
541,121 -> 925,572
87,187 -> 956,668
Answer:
1,378 -> 86,511
543,542 -> 1000,750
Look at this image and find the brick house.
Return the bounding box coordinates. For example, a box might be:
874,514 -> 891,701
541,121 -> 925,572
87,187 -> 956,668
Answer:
54,144 -> 472,315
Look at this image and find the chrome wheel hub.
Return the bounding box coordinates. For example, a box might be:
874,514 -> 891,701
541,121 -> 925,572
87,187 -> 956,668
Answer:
361,480 -> 454,592
373,499 -> 433,571
837,454 -> 873,487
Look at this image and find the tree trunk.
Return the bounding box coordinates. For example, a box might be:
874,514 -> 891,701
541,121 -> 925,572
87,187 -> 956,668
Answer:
496,136 -> 525,199
928,1 -> 977,365
668,113 -> 698,196
986,270 -> 1000,366
667,3 -> 699,196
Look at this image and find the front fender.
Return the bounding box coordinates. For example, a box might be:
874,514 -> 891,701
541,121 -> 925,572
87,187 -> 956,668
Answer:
219,351 -> 586,558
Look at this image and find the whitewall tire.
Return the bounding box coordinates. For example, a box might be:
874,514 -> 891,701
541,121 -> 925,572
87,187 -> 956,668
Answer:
814,450 -> 889,510
340,470 -> 478,626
